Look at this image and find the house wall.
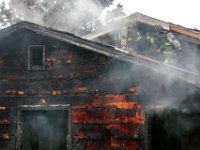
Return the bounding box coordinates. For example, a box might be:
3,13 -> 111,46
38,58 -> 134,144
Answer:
0,30 -> 146,150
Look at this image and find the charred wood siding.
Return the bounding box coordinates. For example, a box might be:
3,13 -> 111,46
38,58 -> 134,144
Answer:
0,30 -> 145,150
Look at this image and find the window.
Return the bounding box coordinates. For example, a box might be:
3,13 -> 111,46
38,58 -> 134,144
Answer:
28,45 -> 45,70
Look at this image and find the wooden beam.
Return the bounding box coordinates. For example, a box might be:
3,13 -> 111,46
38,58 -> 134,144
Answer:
170,25 -> 200,39
0,120 -> 16,125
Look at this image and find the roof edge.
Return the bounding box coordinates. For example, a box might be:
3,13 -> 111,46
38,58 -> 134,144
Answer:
82,12 -> 200,40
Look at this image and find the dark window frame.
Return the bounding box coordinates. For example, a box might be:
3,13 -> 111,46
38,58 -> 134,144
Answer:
28,45 -> 45,70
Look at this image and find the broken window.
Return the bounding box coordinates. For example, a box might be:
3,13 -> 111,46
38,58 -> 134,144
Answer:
28,45 -> 45,70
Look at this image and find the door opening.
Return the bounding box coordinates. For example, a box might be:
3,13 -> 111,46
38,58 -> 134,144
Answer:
16,105 -> 71,150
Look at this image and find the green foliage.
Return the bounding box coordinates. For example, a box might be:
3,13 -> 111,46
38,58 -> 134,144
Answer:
0,1 -> 19,28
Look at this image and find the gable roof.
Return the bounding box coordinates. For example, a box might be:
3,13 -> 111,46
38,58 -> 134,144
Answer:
82,12 -> 200,42
0,21 -> 200,87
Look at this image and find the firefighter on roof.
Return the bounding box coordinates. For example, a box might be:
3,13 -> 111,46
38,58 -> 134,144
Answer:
166,32 -> 182,51
127,24 -> 142,52
145,32 -> 157,56
127,22 -> 156,55
154,27 -> 181,64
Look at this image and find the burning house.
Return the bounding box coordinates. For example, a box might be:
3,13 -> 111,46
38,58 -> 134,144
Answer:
0,13 -> 200,150
0,21 -> 150,150
82,12 -> 200,150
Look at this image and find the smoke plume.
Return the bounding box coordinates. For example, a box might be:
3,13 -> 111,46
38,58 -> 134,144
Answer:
8,0 -> 107,35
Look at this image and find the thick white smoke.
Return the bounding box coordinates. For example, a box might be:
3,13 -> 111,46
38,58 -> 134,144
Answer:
8,0 -> 105,35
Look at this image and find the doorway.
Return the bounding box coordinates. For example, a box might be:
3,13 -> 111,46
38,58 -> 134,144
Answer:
16,105 -> 71,150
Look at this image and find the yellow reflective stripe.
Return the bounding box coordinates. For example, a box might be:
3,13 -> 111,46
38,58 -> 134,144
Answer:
146,36 -> 154,44
150,38 -> 154,44
164,58 -> 169,64
163,51 -> 173,54
128,37 -> 132,41
163,42 -> 171,46
162,50 -> 176,55
159,42 -> 172,51
136,32 -> 141,41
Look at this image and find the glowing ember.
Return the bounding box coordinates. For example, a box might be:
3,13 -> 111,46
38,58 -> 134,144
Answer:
17,91 -> 25,95
40,99 -> 47,105
46,57 -> 57,62
2,133 -> 10,140
129,87 -> 138,93
75,87 -> 88,93
0,106 -> 6,110
52,90 -> 61,95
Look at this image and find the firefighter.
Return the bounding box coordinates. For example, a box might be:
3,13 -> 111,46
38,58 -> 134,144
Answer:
146,33 -> 155,46
127,24 -> 142,52
153,25 -> 182,63
145,32 -> 157,56
166,32 -> 182,51
155,31 -> 177,64
158,42 -> 177,63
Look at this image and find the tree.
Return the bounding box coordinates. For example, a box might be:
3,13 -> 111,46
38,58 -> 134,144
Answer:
0,1 -> 19,29
7,0 -> 114,35
105,3 -> 126,22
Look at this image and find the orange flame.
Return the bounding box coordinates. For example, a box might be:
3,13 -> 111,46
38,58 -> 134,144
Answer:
71,93 -> 144,150
17,91 -> 25,95
2,133 -> 10,140
46,57 -> 57,62
40,99 -> 47,105
129,87 -> 138,93
75,87 -> 88,93
51,90 -> 61,95
0,106 -> 6,110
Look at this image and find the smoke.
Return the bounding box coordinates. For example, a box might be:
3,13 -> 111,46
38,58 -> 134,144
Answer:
6,0 -> 199,110
8,0 -> 105,35
104,22 -> 200,112
22,110 -> 68,149
150,109 -> 200,150
130,44 -> 200,112
129,41 -> 200,150
126,28 -> 200,149
135,64 -> 199,111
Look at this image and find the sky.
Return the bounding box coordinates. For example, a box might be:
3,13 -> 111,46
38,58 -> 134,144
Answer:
107,0 -> 200,30
1,0 -> 200,30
